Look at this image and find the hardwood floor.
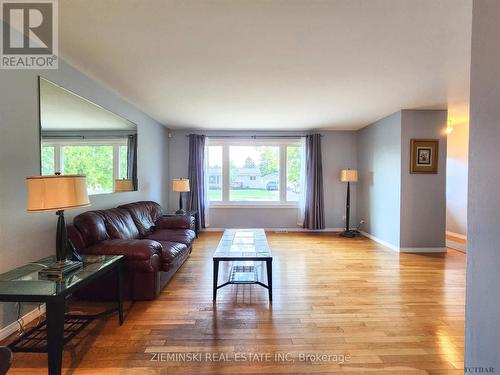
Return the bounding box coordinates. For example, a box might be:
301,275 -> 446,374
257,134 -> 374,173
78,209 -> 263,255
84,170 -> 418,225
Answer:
7,232 -> 466,374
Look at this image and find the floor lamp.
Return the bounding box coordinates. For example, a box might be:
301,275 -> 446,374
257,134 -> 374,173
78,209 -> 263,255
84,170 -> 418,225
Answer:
339,169 -> 359,238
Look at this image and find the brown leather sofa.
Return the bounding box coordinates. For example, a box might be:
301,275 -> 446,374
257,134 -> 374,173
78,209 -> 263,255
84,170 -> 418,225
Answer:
67,201 -> 195,300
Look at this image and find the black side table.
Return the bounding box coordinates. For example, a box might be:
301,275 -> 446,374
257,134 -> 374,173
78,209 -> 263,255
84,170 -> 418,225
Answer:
0,255 -> 124,375
163,210 -> 199,237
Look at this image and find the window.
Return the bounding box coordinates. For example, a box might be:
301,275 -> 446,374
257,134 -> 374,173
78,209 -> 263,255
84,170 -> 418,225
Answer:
286,145 -> 302,202
230,145 -> 280,201
41,139 -> 129,195
207,145 -> 222,201
206,139 -> 304,205
41,145 -> 55,175
119,145 -> 128,179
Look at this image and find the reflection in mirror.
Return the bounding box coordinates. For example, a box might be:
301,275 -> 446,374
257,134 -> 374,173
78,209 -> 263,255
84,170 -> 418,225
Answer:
39,77 -> 138,195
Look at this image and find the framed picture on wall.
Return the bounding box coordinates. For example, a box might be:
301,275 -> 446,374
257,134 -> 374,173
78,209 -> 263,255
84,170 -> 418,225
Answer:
410,139 -> 439,174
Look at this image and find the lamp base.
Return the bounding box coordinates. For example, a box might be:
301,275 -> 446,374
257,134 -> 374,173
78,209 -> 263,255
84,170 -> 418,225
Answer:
339,230 -> 360,238
39,259 -> 82,279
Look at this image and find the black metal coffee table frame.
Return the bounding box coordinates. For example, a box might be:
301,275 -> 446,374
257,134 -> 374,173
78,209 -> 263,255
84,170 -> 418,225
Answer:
213,257 -> 273,301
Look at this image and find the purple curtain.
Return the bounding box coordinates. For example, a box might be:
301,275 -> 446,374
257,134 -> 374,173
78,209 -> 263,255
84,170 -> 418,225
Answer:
127,134 -> 138,190
303,134 -> 325,229
188,134 -> 206,230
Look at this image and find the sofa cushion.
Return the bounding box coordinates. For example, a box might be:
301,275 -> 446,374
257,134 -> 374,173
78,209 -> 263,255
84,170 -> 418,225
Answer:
73,211 -> 110,247
99,208 -> 140,240
83,239 -> 161,262
156,241 -> 188,264
155,215 -> 194,230
118,201 -> 162,237
146,229 -> 196,247
67,224 -> 86,252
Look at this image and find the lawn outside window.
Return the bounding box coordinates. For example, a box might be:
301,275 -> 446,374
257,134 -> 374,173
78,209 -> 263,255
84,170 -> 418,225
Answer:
206,138 -> 304,207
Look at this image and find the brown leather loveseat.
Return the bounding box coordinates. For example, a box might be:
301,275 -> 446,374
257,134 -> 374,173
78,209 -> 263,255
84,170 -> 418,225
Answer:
67,201 -> 195,300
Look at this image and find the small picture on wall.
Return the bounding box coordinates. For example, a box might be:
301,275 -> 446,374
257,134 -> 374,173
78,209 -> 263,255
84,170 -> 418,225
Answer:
416,147 -> 431,165
410,139 -> 439,173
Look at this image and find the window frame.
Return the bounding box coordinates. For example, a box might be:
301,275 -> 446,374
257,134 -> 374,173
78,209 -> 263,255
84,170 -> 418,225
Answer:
207,138 -> 303,208
41,138 -> 128,195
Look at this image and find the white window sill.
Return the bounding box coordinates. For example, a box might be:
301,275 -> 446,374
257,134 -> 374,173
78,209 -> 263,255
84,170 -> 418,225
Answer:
209,203 -> 299,209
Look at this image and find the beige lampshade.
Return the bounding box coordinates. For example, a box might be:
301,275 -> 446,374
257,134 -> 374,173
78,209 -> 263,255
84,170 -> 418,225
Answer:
172,178 -> 190,192
26,175 -> 90,212
340,169 -> 358,183
115,179 -> 134,192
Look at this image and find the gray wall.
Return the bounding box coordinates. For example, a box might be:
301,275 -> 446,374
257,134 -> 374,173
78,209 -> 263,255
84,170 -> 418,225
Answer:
356,110 -> 447,250
356,112 -> 402,248
465,0 -> 500,370
168,129 -> 357,229
0,59 -> 169,328
400,110 -> 447,249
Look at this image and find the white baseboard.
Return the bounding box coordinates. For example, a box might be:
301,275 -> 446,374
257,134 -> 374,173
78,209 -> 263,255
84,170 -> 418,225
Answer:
445,231 -> 467,252
202,227 -> 344,233
446,230 -> 467,240
400,247 -> 447,253
0,304 -> 45,341
360,231 -> 447,253
359,231 -> 400,252
446,239 -> 467,252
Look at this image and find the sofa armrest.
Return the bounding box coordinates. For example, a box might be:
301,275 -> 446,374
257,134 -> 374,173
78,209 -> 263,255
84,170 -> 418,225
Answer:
83,239 -> 162,261
155,215 -> 194,230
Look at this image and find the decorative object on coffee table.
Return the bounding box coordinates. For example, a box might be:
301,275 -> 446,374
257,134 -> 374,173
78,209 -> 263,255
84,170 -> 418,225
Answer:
410,139 -> 439,174
339,169 -> 359,238
26,174 -> 90,273
172,178 -> 190,214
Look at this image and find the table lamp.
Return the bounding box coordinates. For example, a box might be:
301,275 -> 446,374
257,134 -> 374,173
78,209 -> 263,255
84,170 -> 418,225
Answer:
27,174 -> 90,269
115,178 -> 134,192
172,178 -> 190,214
339,169 -> 358,238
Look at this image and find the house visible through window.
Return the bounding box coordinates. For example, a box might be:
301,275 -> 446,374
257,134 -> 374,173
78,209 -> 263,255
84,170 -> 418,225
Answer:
41,139 -> 129,195
206,139 -> 304,205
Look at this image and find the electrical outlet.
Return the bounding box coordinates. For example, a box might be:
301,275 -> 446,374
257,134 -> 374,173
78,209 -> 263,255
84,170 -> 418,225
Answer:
342,215 -> 346,222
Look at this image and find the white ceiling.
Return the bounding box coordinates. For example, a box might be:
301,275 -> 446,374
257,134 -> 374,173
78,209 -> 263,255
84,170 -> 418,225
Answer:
59,0 -> 472,130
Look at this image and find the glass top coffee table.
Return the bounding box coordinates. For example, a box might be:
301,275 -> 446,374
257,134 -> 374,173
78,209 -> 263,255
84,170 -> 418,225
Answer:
213,229 -> 273,301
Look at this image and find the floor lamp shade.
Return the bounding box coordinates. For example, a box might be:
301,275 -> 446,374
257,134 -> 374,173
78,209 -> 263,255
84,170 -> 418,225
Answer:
339,169 -> 358,238
340,169 -> 358,183
27,175 -> 90,212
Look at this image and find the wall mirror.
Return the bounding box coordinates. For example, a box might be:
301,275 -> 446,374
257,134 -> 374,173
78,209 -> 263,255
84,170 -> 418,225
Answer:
39,77 -> 138,195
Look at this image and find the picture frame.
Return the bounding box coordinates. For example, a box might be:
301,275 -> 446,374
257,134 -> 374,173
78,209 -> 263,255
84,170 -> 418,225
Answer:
410,139 -> 439,174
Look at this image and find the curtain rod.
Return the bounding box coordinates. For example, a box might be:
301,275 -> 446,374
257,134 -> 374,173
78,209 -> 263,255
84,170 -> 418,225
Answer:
184,134 -> 319,139
42,135 -> 130,139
